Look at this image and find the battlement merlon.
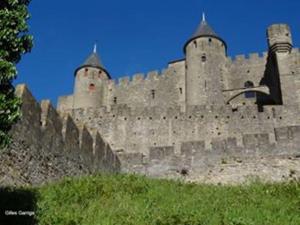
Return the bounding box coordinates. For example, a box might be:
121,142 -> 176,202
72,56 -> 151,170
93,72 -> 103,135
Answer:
57,95 -> 73,112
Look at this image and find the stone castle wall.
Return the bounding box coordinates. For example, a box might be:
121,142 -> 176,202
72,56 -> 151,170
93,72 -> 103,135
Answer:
62,103 -> 300,155
118,126 -> 300,184
0,85 -> 120,186
227,52 -> 268,90
58,49 -> 300,114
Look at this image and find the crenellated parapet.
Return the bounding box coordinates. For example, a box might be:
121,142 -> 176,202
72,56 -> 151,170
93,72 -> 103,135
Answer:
229,52 -> 268,64
117,126 -> 300,182
1,84 -> 121,186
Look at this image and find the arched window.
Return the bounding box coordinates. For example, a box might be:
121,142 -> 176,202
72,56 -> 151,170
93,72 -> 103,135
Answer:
201,54 -> 206,62
244,81 -> 255,98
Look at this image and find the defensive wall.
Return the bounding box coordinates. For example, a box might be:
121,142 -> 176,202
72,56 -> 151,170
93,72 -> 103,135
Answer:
62,103 -> 300,154
0,84 -> 120,186
118,126 -> 300,184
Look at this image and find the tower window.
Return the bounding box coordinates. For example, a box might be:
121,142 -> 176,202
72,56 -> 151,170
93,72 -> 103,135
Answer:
201,54 -> 206,62
151,89 -> 155,99
98,70 -> 102,78
84,68 -> 89,76
89,83 -> 95,91
113,97 -> 117,104
179,87 -> 183,95
193,40 -> 197,48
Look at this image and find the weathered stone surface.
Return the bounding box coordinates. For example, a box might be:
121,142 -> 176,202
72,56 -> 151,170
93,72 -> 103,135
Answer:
0,85 -> 120,187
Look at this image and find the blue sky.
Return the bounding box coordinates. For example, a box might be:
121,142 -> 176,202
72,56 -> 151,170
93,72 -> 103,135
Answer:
16,0 -> 300,106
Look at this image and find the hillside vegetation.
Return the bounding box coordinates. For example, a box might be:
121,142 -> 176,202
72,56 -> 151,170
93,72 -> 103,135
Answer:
1,174 -> 299,225
33,174 -> 300,225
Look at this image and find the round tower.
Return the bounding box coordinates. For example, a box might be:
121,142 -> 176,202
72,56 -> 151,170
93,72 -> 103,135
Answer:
73,45 -> 110,109
267,24 -> 292,54
184,13 -> 227,106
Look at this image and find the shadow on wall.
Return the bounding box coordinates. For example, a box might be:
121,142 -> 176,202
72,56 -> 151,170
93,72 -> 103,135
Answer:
259,51 -> 283,106
0,187 -> 37,225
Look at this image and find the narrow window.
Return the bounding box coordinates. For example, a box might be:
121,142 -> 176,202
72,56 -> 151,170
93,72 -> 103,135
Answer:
201,54 -> 206,62
179,87 -> 183,95
84,68 -> 88,76
193,40 -> 197,48
151,89 -> 155,99
113,97 -> 117,104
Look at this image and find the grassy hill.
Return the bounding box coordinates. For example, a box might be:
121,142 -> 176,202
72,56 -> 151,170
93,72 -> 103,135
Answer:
1,174 -> 300,225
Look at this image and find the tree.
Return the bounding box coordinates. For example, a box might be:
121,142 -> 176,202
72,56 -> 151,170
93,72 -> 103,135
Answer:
0,0 -> 33,148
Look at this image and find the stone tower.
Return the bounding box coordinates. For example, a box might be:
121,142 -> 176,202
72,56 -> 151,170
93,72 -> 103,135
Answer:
267,24 -> 294,105
73,45 -> 110,109
184,14 -> 227,106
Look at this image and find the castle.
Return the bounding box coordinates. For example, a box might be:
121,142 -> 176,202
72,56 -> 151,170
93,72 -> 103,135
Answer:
54,15 -> 300,183
2,15 -> 300,185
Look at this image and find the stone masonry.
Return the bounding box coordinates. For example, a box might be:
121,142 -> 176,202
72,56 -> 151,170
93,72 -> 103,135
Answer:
55,16 -> 300,183
0,85 -> 120,186
2,15 -> 300,185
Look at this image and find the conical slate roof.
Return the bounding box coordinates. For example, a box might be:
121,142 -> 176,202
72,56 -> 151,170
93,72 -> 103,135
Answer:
83,52 -> 103,68
183,13 -> 226,53
74,45 -> 111,78
192,19 -> 218,38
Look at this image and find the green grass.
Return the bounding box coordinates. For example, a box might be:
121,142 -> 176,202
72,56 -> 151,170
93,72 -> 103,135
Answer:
31,174 -> 300,225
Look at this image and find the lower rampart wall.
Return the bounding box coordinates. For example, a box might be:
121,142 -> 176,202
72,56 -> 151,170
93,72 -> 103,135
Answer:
118,127 -> 300,184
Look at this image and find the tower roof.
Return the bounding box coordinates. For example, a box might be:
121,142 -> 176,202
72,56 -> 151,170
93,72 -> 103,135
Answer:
192,14 -> 218,38
83,52 -> 103,68
74,44 -> 111,78
183,13 -> 227,53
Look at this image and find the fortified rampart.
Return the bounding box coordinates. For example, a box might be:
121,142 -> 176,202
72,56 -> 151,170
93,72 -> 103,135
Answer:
61,103 -> 300,155
118,126 -> 300,183
0,84 -> 120,186
56,100 -> 300,184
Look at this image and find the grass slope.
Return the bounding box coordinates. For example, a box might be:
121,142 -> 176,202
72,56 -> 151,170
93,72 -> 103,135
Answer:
35,174 -> 300,225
